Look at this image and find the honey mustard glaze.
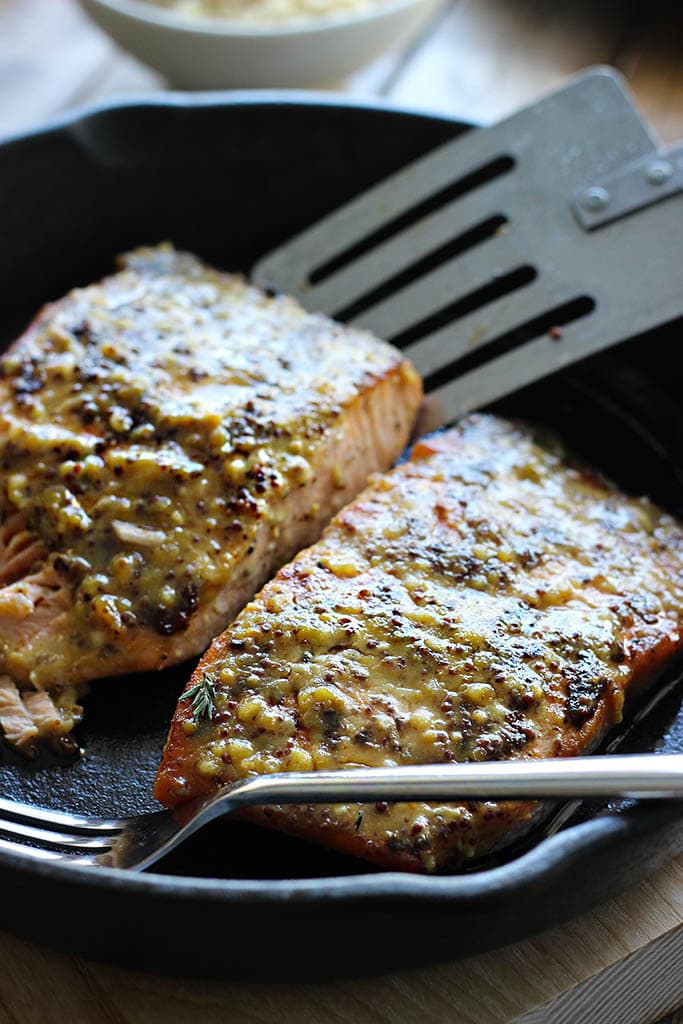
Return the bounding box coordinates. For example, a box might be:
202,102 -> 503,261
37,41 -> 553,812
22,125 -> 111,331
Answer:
157,416 -> 683,870
0,245 -> 415,695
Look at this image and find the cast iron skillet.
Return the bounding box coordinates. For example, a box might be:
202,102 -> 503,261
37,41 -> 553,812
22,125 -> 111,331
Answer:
0,94 -> 681,979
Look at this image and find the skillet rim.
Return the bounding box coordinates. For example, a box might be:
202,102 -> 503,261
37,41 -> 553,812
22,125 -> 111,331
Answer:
0,89 -> 681,909
0,798 -> 681,903
0,86 -> 455,149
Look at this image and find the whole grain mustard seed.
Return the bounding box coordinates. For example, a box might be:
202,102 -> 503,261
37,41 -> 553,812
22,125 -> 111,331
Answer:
288,747 -> 313,770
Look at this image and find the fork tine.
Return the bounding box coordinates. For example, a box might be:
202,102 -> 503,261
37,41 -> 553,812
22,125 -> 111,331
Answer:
303,175 -> 517,315
0,837 -> 72,862
0,795 -> 122,834
0,816 -> 117,851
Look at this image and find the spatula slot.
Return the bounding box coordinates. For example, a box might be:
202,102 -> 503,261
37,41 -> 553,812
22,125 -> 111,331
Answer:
389,265 -> 537,350
332,214 -> 508,322
308,155 -> 515,286
422,294 -> 597,392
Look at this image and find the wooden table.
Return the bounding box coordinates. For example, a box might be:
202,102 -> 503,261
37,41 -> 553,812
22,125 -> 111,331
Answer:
0,1 -> 682,1021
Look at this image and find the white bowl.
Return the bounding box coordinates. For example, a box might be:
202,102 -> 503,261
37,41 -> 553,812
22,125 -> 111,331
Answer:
79,0 -> 441,89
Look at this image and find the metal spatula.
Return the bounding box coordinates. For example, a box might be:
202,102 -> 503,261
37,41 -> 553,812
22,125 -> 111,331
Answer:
254,68 -> 683,417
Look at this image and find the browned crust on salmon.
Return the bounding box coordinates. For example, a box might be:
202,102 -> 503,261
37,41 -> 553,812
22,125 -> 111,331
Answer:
155,414 -> 683,872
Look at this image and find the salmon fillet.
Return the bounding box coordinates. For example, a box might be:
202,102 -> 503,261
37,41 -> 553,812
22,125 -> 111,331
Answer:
155,414 -> 683,872
0,244 -> 421,751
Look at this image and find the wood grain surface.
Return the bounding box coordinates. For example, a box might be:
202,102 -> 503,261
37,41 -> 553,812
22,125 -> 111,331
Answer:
0,1 -> 682,1021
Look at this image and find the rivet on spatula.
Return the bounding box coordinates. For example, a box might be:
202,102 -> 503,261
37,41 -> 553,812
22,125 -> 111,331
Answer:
580,186 -> 610,212
644,160 -> 673,185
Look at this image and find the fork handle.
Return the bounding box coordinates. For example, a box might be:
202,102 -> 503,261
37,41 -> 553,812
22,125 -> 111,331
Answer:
200,754 -> 683,825
106,754 -> 683,872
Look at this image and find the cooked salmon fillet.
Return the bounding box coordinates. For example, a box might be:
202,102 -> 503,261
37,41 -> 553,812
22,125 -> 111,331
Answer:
0,244 -> 421,751
155,414 -> 683,872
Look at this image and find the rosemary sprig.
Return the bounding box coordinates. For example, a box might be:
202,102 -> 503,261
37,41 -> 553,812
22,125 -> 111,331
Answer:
182,671 -> 217,724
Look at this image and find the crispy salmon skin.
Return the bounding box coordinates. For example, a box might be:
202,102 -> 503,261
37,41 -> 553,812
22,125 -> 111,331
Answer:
0,244 -> 421,750
155,414 -> 683,872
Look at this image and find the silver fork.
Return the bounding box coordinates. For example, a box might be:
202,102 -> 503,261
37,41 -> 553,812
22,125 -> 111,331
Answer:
0,754 -> 681,872
254,68 -> 683,418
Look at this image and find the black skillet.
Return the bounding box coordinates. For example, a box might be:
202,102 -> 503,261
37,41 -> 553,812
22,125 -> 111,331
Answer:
0,94 -> 681,979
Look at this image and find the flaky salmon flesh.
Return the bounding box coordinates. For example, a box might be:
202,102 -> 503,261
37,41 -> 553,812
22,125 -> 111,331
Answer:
0,245 -> 421,751
155,415 -> 683,872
